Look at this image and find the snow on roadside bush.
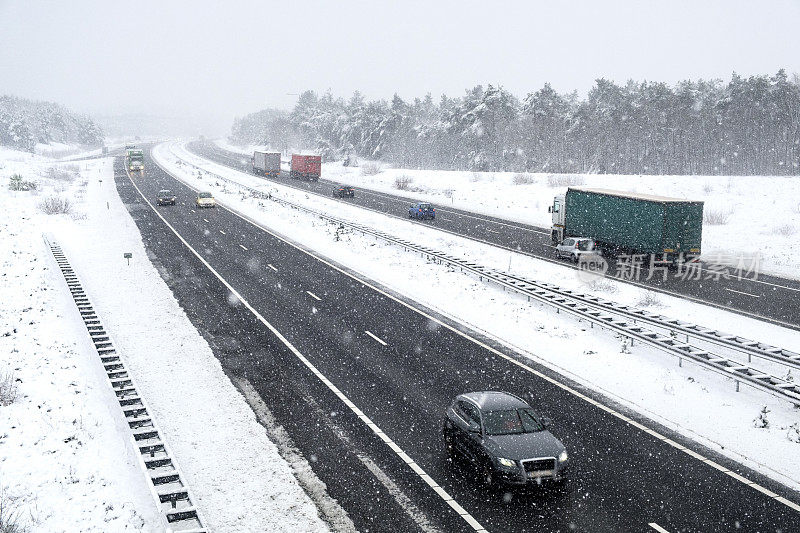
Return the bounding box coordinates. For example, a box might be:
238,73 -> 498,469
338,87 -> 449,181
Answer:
7,174 -> 36,192
754,406 -> 771,429
0,487 -> 28,533
394,175 -> 412,190
0,370 -> 18,406
512,173 -> 536,185
547,174 -> 585,187
360,162 -> 381,176
704,209 -> 731,225
37,195 -> 72,215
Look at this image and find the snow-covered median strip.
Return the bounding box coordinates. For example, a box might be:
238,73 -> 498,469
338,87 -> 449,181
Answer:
162,141 -> 800,491
0,147 -> 334,532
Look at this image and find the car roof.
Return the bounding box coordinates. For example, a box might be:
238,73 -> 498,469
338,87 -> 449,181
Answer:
459,391 -> 529,411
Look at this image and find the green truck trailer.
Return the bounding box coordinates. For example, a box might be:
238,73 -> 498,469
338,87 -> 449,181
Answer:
126,148 -> 144,171
549,187 -> 704,259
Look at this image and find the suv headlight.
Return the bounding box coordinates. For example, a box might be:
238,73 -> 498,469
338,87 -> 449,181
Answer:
497,457 -> 516,468
559,450 -> 568,463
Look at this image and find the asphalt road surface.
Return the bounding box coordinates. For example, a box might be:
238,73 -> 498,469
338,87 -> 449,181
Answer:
187,141 -> 800,330
114,150 -> 800,532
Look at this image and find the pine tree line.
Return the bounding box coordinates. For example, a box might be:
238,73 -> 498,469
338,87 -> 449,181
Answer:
0,95 -> 104,152
230,70 -> 800,176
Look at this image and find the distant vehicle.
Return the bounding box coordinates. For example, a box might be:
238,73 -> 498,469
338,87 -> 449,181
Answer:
443,391 -> 568,487
253,151 -> 281,178
195,191 -> 216,208
408,202 -> 435,220
550,187 -> 703,260
126,149 -> 144,172
555,237 -> 602,263
156,189 -> 176,206
333,184 -> 355,198
290,154 -> 321,181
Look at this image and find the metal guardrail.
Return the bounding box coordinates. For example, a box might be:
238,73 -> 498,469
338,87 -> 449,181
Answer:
499,273 -> 800,370
163,144 -> 800,405
45,235 -> 208,533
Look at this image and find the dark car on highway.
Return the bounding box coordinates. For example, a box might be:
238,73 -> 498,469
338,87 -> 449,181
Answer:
408,202 -> 435,220
443,391 -> 568,487
333,184 -> 355,198
157,189 -> 176,206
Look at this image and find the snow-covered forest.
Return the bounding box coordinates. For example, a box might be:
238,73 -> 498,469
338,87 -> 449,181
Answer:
230,70 -> 800,176
0,95 -> 103,152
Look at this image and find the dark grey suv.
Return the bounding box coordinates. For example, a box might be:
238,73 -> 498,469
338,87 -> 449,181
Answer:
443,391 -> 568,487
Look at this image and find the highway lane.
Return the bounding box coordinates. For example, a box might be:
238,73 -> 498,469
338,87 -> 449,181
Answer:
188,141 -> 800,329
118,151 -> 800,532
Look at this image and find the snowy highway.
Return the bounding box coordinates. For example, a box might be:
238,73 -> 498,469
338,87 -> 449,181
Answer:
113,148 -> 800,532
188,141 -> 800,330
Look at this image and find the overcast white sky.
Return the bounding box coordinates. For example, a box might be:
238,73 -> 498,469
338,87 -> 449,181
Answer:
1,0 -> 799,134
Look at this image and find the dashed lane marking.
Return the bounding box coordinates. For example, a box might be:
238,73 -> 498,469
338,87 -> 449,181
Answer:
649,523 -> 670,533
267,264 -> 278,272
724,287 -> 760,298
239,244 -> 248,251
306,291 -> 322,301
365,330 -> 387,346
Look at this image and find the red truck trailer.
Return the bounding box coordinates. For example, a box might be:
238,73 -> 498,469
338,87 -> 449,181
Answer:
290,154 -> 321,181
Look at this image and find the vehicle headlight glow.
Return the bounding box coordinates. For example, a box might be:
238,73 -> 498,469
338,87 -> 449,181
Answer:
497,457 -> 516,468
559,450 -> 568,462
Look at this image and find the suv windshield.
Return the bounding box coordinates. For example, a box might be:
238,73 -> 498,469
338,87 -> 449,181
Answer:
199,192 -> 212,198
419,204 -> 431,209
484,408 -> 545,435
159,190 -> 172,196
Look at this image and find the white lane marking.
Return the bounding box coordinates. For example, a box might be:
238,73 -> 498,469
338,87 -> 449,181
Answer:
306,290 -> 321,301
219,230 -> 226,235
203,218 -> 209,223
267,264 -> 278,272
698,267 -> 800,294
649,523 -> 670,533
124,165 -> 487,533
365,330 -> 388,346
158,144 -> 800,515
724,287 -> 760,298
233,378 -> 356,531
487,229 -> 499,234
191,209 -> 195,213
239,244 -> 248,251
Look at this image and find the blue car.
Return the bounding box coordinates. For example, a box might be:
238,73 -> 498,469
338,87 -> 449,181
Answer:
408,202 -> 435,220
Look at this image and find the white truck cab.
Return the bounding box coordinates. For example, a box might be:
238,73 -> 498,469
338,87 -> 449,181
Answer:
548,194 -> 566,244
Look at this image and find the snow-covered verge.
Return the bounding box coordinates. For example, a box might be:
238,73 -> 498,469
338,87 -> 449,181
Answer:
0,146 -> 332,532
170,141 -> 800,490
0,148 -> 160,532
217,138 -> 800,280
